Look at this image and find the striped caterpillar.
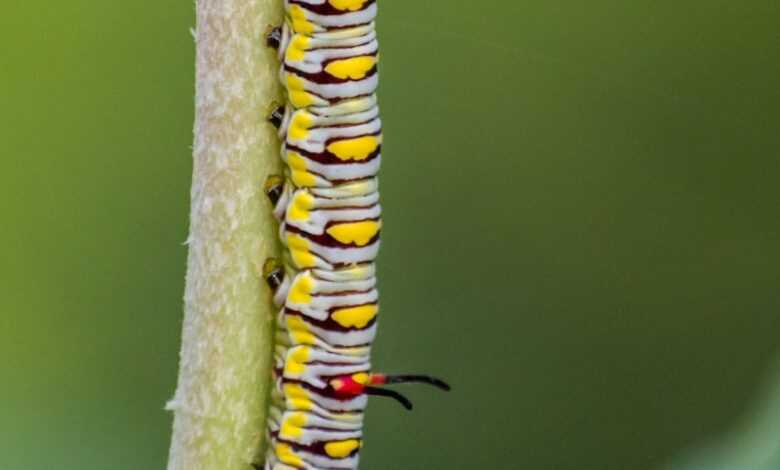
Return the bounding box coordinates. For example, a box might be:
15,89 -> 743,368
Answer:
258,1 -> 449,469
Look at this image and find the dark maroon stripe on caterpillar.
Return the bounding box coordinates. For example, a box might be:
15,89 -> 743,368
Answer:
289,0 -> 376,16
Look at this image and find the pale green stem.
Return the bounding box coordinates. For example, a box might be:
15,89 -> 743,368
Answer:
166,0 -> 284,468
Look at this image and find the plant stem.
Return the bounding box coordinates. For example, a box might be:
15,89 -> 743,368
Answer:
166,0 -> 283,468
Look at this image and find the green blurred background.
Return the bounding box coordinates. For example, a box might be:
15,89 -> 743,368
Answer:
2,1 -> 779,469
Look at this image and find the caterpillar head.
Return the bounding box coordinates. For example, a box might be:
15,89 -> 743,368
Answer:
328,372 -> 450,411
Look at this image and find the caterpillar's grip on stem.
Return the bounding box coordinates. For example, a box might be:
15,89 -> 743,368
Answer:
166,0 -> 448,468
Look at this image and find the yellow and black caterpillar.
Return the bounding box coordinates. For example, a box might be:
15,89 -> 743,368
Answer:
260,1 -> 448,469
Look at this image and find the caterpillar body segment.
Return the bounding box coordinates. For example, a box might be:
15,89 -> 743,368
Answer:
285,188 -> 381,237
283,28 -> 378,77
260,1 -> 448,469
284,1 -> 378,37
284,149 -> 382,190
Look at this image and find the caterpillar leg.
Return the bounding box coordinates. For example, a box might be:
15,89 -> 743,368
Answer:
263,175 -> 291,221
267,103 -> 286,130
264,174 -> 285,206
265,25 -> 282,50
263,258 -> 285,292
263,257 -> 290,307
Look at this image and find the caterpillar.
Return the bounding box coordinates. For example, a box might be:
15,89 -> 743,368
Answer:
258,1 -> 449,469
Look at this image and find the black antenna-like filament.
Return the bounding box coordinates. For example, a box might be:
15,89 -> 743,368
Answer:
382,374 -> 451,391
365,386 -> 413,411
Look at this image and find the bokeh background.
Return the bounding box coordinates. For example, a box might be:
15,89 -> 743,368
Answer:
2,1 -> 779,469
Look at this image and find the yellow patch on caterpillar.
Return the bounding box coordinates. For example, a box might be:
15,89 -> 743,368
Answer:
326,135 -> 380,161
280,412 -> 307,439
284,383 -> 309,400
287,233 -> 317,269
287,315 -> 317,345
291,170 -> 316,188
339,96 -> 374,113
285,35 -> 310,62
338,264 -> 372,279
291,248 -> 316,269
285,75 -> 315,108
287,152 -> 317,188
275,443 -> 305,468
286,233 -> 317,269
290,90 -> 314,108
288,273 -> 314,304
286,74 -> 304,91
324,439 -> 362,458
325,55 -> 376,80
289,5 -> 314,34
288,397 -> 313,412
289,111 -> 313,141
284,346 -> 311,375
352,372 -> 370,385
328,0 -> 369,12
326,220 -> 381,246
338,180 -> 371,196
288,191 -> 315,222
287,151 -> 307,170
331,305 -> 378,328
